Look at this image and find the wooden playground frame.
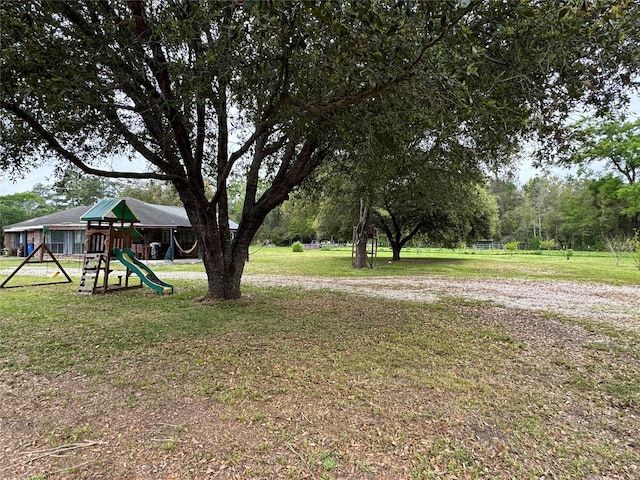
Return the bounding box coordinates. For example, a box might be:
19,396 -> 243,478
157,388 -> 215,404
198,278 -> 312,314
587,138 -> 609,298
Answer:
78,216 -> 143,295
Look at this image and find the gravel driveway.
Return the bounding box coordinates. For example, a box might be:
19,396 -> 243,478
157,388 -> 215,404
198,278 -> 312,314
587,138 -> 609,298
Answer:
164,270 -> 640,332
240,274 -> 640,331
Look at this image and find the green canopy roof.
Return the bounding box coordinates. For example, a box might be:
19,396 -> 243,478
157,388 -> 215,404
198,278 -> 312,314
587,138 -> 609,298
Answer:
80,199 -> 140,222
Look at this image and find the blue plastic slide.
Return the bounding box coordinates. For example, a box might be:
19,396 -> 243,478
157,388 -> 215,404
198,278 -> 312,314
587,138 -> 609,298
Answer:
113,248 -> 174,295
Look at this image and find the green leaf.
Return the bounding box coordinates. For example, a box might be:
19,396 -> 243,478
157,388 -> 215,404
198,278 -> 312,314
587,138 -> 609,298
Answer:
558,7 -> 570,20
516,5 -> 536,18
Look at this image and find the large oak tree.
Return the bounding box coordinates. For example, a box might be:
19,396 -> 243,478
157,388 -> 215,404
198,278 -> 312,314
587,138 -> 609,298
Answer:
1,0 -> 638,298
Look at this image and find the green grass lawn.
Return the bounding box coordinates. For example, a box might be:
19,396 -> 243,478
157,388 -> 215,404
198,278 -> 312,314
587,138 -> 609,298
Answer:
241,246 -> 640,285
0,249 -> 639,478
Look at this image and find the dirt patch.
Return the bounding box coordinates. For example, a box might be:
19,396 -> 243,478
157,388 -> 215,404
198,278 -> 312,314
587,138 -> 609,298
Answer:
463,305 -> 610,348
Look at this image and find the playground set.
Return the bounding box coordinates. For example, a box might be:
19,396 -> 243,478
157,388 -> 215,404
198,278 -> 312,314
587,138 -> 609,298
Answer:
1,199 -> 173,295
78,199 -> 173,295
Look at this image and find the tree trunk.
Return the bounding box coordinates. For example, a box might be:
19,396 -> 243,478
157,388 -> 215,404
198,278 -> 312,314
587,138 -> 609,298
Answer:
174,137 -> 325,299
353,200 -> 370,269
177,186 -> 249,300
391,243 -> 402,261
374,209 -> 424,263
201,245 -> 246,299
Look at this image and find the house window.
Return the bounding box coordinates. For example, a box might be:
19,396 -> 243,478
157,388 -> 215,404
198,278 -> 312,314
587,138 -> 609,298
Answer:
177,229 -> 194,244
73,231 -> 85,254
48,230 -> 65,254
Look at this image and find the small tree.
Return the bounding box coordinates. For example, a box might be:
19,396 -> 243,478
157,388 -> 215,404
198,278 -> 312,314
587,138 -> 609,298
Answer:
505,241 -> 519,256
604,235 -> 634,266
540,239 -> 556,254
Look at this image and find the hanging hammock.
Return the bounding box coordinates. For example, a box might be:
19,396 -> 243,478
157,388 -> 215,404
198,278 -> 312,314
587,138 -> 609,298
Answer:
173,236 -> 198,254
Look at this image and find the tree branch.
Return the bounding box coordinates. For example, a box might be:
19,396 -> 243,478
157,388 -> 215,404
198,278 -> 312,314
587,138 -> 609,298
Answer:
129,0 -> 195,168
102,101 -> 169,169
53,1 -> 188,181
2,102 -> 172,181
256,139 -> 328,215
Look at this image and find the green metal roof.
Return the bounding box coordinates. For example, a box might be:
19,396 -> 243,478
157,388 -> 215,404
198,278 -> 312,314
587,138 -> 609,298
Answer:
80,199 -> 140,222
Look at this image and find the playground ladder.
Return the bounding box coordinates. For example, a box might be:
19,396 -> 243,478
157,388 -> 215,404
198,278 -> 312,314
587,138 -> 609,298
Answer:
78,253 -> 103,294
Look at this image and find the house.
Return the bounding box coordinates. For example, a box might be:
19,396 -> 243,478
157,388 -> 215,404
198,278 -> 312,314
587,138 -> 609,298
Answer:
2,198 -> 238,260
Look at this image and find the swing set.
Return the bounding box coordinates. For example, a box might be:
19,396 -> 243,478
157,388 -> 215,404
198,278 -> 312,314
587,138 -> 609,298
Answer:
0,241 -> 73,289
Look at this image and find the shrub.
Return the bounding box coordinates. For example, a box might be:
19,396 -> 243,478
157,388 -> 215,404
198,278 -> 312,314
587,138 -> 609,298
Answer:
292,241 -> 304,252
531,237 -> 542,250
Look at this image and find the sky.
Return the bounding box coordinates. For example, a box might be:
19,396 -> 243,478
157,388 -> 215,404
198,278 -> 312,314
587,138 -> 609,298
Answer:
2,96 -> 639,197
0,156 -> 146,196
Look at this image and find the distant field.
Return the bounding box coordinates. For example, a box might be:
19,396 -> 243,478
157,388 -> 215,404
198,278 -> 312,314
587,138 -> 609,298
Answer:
241,246 -> 640,285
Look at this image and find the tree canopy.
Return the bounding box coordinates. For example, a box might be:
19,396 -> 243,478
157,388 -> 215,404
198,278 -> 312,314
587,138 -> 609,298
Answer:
0,192 -> 56,247
2,0 -> 639,298
566,117 -> 640,231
